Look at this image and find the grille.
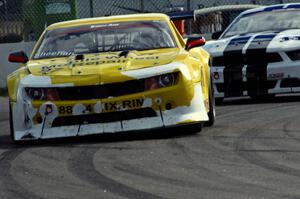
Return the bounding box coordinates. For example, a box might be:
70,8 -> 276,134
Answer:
280,78 -> 300,88
56,80 -> 145,100
212,53 -> 282,66
52,108 -> 157,127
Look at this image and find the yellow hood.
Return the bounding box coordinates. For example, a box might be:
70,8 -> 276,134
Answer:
27,48 -> 184,85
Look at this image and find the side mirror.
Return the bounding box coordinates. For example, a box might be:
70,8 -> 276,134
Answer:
8,51 -> 29,63
185,36 -> 206,51
211,31 -> 223,40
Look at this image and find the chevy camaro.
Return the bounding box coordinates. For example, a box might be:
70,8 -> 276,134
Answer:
204,3 -> 300,102
7,13 -> 215,142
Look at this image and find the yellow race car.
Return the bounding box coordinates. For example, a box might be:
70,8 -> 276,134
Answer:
7,13 -> 215,142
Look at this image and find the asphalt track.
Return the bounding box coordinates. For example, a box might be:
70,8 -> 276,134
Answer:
0,96 -> 300,199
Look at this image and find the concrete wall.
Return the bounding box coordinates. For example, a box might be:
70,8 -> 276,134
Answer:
0,42 -> 35,88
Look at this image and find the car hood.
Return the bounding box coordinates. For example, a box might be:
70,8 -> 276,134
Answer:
27,48 -> 183,84
203,29 -> 300,57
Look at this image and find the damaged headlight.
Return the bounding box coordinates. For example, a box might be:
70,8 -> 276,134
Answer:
144,72 -> 179,91
24,88 -> 60,101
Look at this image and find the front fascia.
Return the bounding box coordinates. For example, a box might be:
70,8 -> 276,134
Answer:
11,62 -> 208,141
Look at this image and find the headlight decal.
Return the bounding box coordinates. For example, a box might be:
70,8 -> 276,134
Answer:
121,62 -> 191,80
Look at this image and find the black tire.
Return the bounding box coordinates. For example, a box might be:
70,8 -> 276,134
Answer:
204,78 -> 216,127
215,97 -> 224,105
9,102 -> 17,143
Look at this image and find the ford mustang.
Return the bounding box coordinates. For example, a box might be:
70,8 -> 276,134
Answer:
7,13 -> 215,142
204,3 -> 300,102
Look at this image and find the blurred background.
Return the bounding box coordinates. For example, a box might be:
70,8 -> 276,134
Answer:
0,0 -> 298,88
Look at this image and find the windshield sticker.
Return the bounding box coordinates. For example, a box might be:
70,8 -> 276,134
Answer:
37,51 -> 72,58
91,23 -> 119,29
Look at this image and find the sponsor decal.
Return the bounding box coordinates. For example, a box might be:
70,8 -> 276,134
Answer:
57,98 -> 145,115
104,99 -> 144,111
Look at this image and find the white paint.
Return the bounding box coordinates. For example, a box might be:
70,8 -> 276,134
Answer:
121,62 -> 191,81
267,29 -> 300,52
162,83 -> 208,125
73,104 -> 87,115
103,122 -> 122,133
203,39 -> 229,57
41,126 -> 79,139
21,75 -> 52,87
79,123 -> 104,136
267,61 -> 300,80
39,102 -> 59,129
21,74 -> 74,87
122,116 -> 163,131
94,101 -> 102,113
142,98 -> 152,107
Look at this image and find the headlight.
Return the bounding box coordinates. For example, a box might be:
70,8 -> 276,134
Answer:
25,88 -> 60,101
144,72 -> 179,91
158,74 -> 176,87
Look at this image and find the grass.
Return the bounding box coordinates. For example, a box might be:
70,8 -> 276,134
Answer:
0,88 -> 8,96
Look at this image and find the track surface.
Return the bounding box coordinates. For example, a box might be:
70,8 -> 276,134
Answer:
1,96 -> 300,199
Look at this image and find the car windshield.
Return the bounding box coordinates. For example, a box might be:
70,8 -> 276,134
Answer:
222,10 -> 300,38
33,20 -> 177,59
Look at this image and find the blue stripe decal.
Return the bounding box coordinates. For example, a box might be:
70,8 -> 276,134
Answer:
254,34 -> 277,39
242,11 -> 264,17
264,5 -> 284,11
228,36 -> 251,45
287,4 -> 300,9
242,4 -> 300,18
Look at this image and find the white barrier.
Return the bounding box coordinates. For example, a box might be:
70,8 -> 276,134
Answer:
0,41 -> 35,88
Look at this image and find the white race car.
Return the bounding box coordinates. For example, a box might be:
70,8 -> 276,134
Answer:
204,3 -> 300,101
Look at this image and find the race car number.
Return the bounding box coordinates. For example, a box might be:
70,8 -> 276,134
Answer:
59,105 -> 93,114
58,99 -> 144,115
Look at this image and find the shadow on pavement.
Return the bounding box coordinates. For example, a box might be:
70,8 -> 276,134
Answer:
0,125 -> 201,150
217,95 -> 300,106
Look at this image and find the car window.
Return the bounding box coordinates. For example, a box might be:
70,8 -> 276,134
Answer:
222,10 -> 300,38
33,20 -> 177,59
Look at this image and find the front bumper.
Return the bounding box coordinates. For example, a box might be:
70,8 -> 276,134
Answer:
11,82 -> 208,141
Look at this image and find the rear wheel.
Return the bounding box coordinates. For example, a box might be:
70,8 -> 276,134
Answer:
204,78 -> 216,127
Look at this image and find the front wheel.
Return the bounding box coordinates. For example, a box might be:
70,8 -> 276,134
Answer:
9,102 -> 16,143
204,78 -> 216,127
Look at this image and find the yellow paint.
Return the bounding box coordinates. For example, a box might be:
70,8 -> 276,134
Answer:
7,13 -> 211,122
